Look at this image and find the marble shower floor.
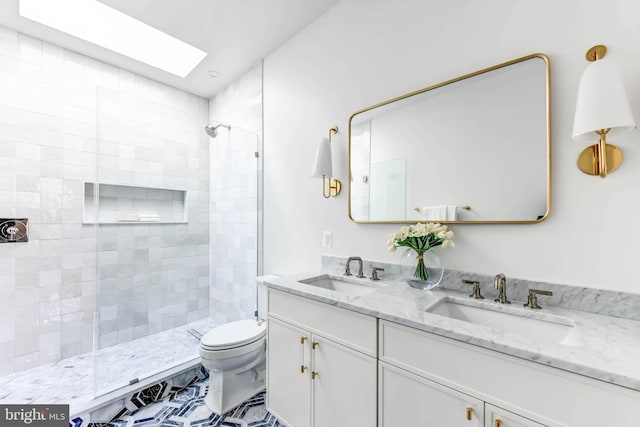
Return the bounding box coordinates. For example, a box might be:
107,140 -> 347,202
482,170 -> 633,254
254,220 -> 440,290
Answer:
0,317 -> 214,414
93,380 -> 282,427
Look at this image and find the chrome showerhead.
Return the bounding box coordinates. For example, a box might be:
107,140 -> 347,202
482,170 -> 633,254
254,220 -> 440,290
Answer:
204,125 -> 218,137
205,123 -> 231,138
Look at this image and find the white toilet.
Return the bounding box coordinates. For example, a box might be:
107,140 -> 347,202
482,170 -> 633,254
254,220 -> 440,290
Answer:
199,278 -> 271,414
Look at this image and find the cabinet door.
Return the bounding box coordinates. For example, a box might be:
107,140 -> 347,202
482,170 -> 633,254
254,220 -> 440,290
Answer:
312,335 -> 377,427
267,318 -> 311,427
379,362 -> 483,426
485,404 -> 546,427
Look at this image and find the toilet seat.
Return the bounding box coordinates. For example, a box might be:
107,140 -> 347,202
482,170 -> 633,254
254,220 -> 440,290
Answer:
200,319 -> 266,351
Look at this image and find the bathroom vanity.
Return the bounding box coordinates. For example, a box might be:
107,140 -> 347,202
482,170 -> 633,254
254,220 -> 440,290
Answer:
267,290 -> 376,427
264,272 -> 640,427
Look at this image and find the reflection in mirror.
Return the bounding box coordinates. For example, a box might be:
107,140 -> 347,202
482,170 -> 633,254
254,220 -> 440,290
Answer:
348,54 -> 550,224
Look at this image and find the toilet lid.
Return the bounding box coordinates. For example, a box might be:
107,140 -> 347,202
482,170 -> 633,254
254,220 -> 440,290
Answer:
201,319 -> 266,350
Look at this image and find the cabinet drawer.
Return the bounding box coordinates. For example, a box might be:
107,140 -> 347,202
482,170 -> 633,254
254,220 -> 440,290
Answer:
485,403 -> 545,427
379,361 -> 483,426
268,290 -> 376,356
380,320 -> 640,427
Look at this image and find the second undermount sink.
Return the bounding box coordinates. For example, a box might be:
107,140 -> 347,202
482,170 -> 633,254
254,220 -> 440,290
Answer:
299,274 -> 383,296
426,297 -> 582,347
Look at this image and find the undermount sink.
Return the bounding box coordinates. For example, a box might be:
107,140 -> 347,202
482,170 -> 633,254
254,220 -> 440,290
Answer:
299,274 -> 383,296
426,297 -> 582,347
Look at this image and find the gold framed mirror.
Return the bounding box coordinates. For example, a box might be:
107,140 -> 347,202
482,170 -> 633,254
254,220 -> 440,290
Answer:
348,53 -> 551,224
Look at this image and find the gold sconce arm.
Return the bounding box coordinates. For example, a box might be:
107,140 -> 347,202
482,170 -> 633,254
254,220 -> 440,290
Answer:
322,176 -> 342,198
576,128 -> 622,178
328,125 -> 338,140
596,128 -> 610,178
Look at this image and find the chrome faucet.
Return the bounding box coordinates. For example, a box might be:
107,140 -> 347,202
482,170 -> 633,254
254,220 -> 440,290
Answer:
344,256 -> 365,278
494,273 -> 510,304
370,266 -> 384,281
524,289 -> 553,309
462,279 -> 484,299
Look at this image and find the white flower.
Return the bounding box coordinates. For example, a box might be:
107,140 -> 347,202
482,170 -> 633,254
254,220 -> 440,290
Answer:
441,239 -> 455,248
386,222 -> 455,251
414,223 -> 427,235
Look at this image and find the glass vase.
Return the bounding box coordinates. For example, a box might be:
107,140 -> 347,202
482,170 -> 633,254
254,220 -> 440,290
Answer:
400,248 -> 444,290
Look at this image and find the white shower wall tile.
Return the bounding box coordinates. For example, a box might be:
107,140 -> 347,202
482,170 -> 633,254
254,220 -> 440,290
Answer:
0,24 -> 210,374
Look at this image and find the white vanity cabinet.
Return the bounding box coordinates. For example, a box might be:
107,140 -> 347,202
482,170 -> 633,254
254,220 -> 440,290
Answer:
266,290 -> 377,427
379,320 -> 640,427
267,318 -> 312,427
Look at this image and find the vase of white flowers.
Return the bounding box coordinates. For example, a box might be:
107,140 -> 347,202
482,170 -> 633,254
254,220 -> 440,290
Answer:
387,222 -> 454,290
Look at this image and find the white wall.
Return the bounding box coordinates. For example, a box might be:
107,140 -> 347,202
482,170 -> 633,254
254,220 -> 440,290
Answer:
263,0 -> 640,293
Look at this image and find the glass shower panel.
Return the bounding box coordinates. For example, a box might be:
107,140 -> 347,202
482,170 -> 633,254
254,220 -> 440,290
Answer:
0,65 -> 98,404
94,87 -> 210,395
209,126 -> 259,325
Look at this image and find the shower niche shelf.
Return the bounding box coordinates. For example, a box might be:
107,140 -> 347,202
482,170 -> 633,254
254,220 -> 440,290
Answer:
83,182 -> 187,224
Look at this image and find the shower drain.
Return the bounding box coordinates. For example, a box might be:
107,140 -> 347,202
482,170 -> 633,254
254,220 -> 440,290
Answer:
187,329 -> 203,340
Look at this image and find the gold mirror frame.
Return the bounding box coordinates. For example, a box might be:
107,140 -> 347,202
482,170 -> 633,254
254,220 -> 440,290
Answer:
347,53 -> 551,224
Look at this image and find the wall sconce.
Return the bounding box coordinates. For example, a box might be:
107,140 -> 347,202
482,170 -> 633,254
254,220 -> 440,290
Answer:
572,45 -> 637,178
311,125 -> 342,198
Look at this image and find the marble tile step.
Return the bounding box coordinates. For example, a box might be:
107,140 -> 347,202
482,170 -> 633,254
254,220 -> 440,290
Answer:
0,317 -> 215,415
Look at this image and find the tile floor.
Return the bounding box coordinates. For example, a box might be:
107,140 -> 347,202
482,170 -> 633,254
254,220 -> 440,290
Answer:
0,317 -> 282,426
93,378 -> 282,427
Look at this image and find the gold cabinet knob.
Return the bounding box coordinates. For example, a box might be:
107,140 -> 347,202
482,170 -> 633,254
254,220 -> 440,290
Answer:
300,365 -> 307,374
466,407 -> 473,421
312,341 -> 319,349
495,419 -> 503,427
312,371 -> 319,380
300,336 -> 307,344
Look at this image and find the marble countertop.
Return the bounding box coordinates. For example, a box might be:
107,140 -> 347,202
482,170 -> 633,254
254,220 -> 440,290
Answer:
264,272 -> 640,393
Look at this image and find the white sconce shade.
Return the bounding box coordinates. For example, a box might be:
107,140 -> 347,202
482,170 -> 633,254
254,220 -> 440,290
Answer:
311,126 -> 342,198
572,58 -> 636,140
311,137 -> 332,178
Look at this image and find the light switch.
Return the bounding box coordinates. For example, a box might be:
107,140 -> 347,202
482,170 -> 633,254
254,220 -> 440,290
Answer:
322,231 -> 333,248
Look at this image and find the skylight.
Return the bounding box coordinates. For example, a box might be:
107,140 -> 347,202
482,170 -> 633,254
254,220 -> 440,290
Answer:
19,0 -> 207,77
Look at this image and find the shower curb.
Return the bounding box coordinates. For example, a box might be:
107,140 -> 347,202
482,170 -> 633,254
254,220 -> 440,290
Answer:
69,359 -> 208,426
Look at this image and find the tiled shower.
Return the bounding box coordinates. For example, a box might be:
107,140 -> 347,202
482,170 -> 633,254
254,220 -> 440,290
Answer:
0,23 -> 262,401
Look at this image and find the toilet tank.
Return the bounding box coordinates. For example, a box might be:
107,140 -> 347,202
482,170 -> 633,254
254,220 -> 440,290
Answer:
256,275 -> 277,319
